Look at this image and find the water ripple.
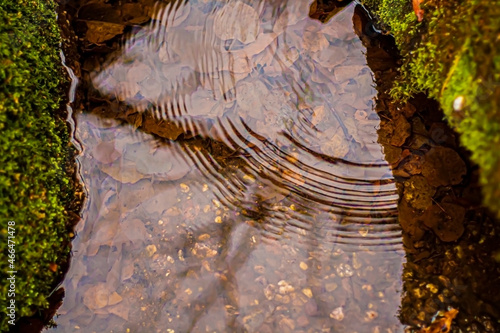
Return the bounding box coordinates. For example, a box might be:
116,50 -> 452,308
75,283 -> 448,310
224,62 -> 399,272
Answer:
90,0 -> 401,253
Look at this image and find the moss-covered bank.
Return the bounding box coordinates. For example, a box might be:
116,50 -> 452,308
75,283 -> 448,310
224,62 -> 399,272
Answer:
0,0 -> 78,330
362,0 -> 500,217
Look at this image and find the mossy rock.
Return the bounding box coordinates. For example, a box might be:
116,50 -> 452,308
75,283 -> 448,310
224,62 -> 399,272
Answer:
362,0 -> 500,217
0,0 -> 76,330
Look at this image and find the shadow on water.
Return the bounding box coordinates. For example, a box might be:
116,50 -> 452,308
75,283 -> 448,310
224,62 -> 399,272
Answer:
40,0 -> 500,332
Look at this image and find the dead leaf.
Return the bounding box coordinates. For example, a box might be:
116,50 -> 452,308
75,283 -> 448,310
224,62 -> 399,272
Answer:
85,21 -> 125,44
313,45 -> 348,69
311,105 -> 326,126
401,153 -> 424,175
419,308 -> 458,333
105,251 -> 124,289
382,145 -> 402,166
108,292 -> 123,306
213,1 -> 259,43
121,3 -> 151,25
107,302 -> 130,320
121,218 -> 149,243
78,4 -> 123,23
121,262 -> 135,282
403,176 -> 436,210
116,178 -> 155,213
321,131 -> 350,157
141,186 -> 179,215
135,147 -> 173,176
114,81 -> 141,102
83,283 -> 112,310
141,114 -> 184,140
390,115 -> 411,147
412,0 -> 424,22
334,65 -> 364,83
93,141 -> 121,164
126,62 -> 152,83
303,30 -> 329,53
398,200 -> 426,242
139,76 -> 163,102
423,203 -> 465,242
237,80 -> 269,116
101,163 -> 146,184
70,259 -> 88,290
421,147 -> 467,187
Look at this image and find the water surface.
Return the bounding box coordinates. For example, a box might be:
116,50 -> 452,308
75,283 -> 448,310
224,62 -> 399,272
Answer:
49,1 -> 405,331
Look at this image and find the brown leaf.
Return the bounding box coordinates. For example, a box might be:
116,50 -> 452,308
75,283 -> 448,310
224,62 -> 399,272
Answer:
403,176 -> 436,210
101,163 -> 146,184
419,308 -> 458,333
108,292 -> 123,306
142,114 -> 184,140
121,3 -> 151,25
311,105 -> 326,126
121,218 -> 149,243
382,145 -> 402,166
83,283 -> 112,310
87,216 -> 121,256
85,21 -> 125,44
398,200 -> 426,242
78,4 -> 123,23
321,131 -> 350,157
303,30 -> 329,53
421,147 -> 467,187
93,141 -> 121,164
390,115 -> 411,147
214,1 -> 259,43
107,301 -> 130,320
401,153 -> 424,175
125,62 -> 152,83
412,0 -> 424,22
121,262 -> 135,282
423,203 -> 465,242
313,45 -> 348,69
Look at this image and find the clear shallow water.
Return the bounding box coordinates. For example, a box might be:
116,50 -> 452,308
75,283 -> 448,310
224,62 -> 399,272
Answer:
48,1 -> 405,332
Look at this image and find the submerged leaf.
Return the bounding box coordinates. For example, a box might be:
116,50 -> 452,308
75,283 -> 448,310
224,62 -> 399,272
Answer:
213,1 -> 259,43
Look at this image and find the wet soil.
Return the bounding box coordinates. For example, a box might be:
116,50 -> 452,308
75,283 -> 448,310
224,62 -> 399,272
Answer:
357,6 -> 500,331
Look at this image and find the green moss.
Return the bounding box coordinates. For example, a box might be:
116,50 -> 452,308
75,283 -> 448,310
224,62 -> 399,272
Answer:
0,0 -> 74,330
363,0 -> 500,217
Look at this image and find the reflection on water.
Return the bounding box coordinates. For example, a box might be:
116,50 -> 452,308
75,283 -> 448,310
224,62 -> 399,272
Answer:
49,1 -> 405,332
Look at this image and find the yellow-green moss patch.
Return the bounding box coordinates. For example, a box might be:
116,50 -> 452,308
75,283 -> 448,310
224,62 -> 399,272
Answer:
0,0 -> 75,329
363,0 -> 500,217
